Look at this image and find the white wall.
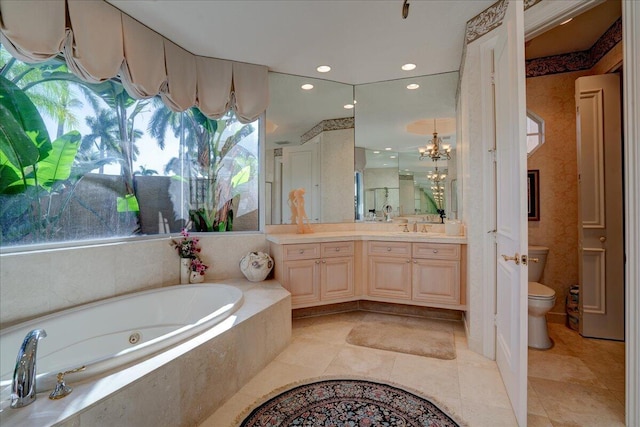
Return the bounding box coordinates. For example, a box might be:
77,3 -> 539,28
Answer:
320,128 -> 355,223
459,30 -> 498,357
0,234 -> 268,327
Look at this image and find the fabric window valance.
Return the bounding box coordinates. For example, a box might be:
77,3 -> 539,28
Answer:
0,0 -> 268,123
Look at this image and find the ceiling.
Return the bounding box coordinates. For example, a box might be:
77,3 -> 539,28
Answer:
107,0 -> 496,85
106,0 -> 619,177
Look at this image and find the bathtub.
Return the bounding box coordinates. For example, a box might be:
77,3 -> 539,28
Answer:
0,284 -> 243,397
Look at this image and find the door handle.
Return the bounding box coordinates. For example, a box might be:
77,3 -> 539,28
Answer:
599,236 -> 606,242
501,253 -> 520,265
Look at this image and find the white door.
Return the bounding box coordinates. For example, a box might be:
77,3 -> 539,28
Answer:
575,74 -> 624,340
494,1 -> 528,425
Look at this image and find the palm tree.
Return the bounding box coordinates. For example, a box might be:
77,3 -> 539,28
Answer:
82,108 -> 119,173
1,51 -> 83,138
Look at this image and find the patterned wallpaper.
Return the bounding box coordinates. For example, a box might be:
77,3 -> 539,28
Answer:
526,18 -> 622,77
526,70 -> 588,321
526,39 -> 622,321
300,117 -> 355,144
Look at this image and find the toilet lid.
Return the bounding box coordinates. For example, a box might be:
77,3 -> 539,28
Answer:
528,281 -> 555,298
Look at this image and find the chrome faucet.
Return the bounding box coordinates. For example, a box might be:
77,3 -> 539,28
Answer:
11,328 -> 47,408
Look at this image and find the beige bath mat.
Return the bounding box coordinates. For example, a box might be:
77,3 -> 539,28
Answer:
346,318 -> 456,360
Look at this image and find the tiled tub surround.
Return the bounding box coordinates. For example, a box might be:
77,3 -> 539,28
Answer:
0,233 -> 270,327
0,280 -> 291,427
0,284 -> 244,394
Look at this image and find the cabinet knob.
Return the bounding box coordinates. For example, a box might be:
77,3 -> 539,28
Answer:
387,247 -> 392,252
413,260 -> 417,263
335,247 -> 340,252
322,260 -> 326,263
599,236 -> 607,243
407,259 -> 411,263
315,260 -> 320,264
299,249 -> 304,254
433,249 -> 439,253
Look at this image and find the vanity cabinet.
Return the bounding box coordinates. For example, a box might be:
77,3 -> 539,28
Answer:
367,242 -> 412,300
366,241 -> 465,309
269,235 -> 466,311
272,241 -> 355,307
411,243 -> 461,306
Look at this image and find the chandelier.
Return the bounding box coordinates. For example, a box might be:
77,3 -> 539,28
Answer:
418,119 -> 451,161
427,166 -> 447,184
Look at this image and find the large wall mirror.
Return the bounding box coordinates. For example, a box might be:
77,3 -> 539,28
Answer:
265,71 -> 458,225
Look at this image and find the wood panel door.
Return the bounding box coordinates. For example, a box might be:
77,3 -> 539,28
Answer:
576,73 -> 624,340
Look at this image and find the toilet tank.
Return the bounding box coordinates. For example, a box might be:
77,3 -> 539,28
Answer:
528,246 -> 549,282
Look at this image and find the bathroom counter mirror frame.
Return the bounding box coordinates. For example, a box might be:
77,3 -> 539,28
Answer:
265,71 -> 459,225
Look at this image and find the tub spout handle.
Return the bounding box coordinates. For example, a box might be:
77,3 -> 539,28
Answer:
49,366 -> 86,400
11,328 -> 47,408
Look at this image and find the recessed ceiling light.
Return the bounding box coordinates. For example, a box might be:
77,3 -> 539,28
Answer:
407,83 -> 420,90
317,65 -> 331,73
402,63 -> 416,71
559,18 -> 573,25
301,83 -> 314,90
373,151 -> 380,154
344,104 -> 354,109
385,147 -> 392,151
390,155 -> 397,159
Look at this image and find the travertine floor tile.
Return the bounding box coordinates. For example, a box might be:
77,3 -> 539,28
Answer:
530,377 -> 625,427
458,364 -> 512,410
323,345 -> 396,379
391,352 -> 460,401
461,401 -> 518,427
201,313 -> 626,427
528,350 -> 605,388
274,336 -> 342,369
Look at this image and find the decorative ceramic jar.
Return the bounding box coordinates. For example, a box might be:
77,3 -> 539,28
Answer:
180,258 -> 191,284
239,251 -> 274,282
189,271 -> 204,283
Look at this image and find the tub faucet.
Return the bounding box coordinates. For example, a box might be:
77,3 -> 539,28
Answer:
11,328 -> 47,408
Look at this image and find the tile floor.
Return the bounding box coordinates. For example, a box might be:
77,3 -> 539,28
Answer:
201,312 -> 625,427
527,323 -> 625,427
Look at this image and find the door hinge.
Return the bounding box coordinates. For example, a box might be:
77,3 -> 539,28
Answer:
490,72 -> 495,86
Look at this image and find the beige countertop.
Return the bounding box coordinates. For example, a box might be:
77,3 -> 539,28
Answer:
265,230 -> 467,245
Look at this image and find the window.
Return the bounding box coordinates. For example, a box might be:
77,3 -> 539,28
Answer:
526,110 -> 545,156
0,47 -> 259,248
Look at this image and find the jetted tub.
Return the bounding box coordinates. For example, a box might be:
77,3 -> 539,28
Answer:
0,284 -> 243,396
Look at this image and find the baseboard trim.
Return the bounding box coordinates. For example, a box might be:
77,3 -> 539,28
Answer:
292,300 -> 463,321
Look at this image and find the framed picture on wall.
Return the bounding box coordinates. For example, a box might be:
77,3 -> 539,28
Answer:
528,170 -> 540,221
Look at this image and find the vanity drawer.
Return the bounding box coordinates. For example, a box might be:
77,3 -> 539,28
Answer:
413,243 -> 460,260
283,243 -> 321,260
321,241 -> 354,258
368,241 -> 411,257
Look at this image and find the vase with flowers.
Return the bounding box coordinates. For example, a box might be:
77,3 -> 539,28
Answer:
171,229 -> 210,284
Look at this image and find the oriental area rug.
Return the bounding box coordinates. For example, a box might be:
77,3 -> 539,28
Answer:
239,379 -> 461,427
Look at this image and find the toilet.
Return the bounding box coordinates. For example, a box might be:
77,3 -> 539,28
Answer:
528,246 -> 556,349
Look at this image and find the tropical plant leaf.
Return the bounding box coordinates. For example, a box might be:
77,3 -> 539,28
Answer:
230,165 -> 251,188
116,194 -> 140,212
219,123 -> 254,160
34,131 -> 81,191
0,75 -> 51,160
0,162 -> 22,194
0,104 -> 40,169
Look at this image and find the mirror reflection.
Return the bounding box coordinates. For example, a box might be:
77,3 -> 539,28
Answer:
265,71 -> 459,225
356,72 -> 458,223
265,73 -> 355,224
